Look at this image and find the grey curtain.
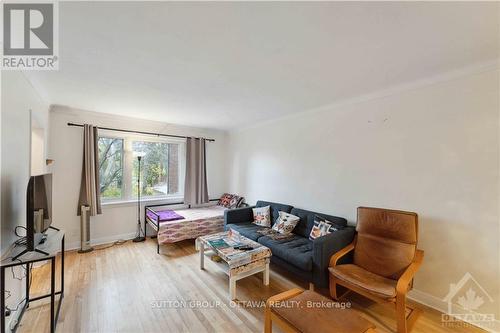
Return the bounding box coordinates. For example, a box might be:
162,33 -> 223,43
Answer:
78,124 -> 102,216
184,137 -> 209,205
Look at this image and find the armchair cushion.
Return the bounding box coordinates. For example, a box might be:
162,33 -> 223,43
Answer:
357,207 -> 417,244
354,207 -> 418,279
329,264 -> 398,298
269,290 -> 376,333
355,234 -> 416,280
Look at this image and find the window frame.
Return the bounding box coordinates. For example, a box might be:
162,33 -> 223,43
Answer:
98,130 -> 186,205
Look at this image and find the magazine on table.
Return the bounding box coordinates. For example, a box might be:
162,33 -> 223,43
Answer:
207,229 -> 259,259
207,235 -> 244,251
207,238 -> 230,249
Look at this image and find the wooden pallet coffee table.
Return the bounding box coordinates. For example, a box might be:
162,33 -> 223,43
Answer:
196,230 -> 272,300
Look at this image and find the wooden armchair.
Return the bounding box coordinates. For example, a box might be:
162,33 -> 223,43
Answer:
329,207 -> 424,333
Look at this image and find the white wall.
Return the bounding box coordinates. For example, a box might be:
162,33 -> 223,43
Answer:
228,68 -> 500,322
49,106 -> 229,249
1,71 -> 49,253
31,128 -> 45,175
1,71 -> 49,329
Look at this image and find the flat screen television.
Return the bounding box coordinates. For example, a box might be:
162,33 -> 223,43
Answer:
26,173 -> 53,251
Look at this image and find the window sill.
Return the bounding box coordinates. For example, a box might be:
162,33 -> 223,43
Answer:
102,196 -> 185,208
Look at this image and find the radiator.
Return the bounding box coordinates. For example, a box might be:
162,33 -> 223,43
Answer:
78,205 -> 94,253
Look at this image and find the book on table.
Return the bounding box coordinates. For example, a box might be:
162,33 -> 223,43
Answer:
207,234 -> 250,258
207,238 -> 230,249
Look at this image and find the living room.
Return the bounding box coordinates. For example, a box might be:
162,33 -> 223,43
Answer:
1,2 -> 499,333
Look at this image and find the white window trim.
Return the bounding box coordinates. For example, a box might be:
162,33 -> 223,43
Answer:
99,130 -> 186,205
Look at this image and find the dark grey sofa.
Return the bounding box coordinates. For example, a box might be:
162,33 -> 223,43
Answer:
224,200 -> 355,288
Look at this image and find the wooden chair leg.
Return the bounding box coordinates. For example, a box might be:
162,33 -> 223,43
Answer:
405,304 -> 422,333
396,293 -> 408,333
329,278 -> 338,300
264,307 -> 272,333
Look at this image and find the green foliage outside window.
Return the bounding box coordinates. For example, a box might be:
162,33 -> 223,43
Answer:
132,141 -> 169,197
98,137 -> 123,199
99,136 -> 180,201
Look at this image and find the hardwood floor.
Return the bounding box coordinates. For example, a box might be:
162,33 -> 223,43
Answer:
17,239 -> 484,333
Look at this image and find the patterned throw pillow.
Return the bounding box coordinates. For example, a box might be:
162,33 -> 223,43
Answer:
309,215 -> 344,240
228,195 -> 244,209
272,211 -> 300,235
218,193 -> 234,207
252,206 -> 271,227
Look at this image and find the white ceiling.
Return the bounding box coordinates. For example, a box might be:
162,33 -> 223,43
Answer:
26,2 -> 499,130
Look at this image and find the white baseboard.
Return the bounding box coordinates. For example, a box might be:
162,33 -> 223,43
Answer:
409,289 -> 500,333
66,232 -> 137,251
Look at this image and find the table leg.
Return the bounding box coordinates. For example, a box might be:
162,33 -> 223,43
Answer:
26,263 -> 30,306
50,257 -> 55,333
263,262 -> 270,286
199,244 -> 205,270
229,277 -> 236,300
61,235 -> 65,295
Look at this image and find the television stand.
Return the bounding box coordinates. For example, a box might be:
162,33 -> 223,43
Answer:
1,229 -> 64,333
10,228 -> 59,261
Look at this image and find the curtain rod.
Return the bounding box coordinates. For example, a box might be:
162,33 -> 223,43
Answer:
67,122 -> 215,142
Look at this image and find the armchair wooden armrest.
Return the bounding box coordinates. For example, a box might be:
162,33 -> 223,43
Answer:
265,288 -> 304,333
266,288 -> 304,307
396,249 -> 424,295
329,242 -> 355,268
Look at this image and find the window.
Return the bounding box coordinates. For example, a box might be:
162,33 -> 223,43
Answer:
132,141 -> 180,197
98,137 -> 124,200
98,135 -> 184,203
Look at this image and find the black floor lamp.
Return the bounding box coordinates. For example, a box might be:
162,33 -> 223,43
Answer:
133,153 -> 146,242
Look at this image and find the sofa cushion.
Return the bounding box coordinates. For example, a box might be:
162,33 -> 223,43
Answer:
228,195 -> 244,208
290,208 -> 348,238
218,193 -> 245,208
218,193 -> 234,207
258,235 -> 313,271
272,211 -> 300,234
256,201 -> 293,225
309,215 -> 345,241
225,223 -> 266,241
252,205 -> 272,227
